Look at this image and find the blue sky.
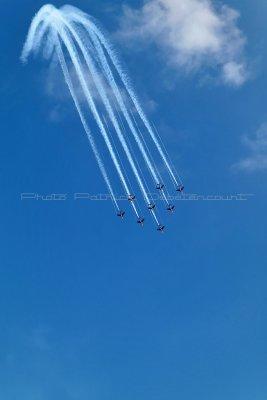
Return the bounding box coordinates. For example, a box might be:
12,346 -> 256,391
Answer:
0,0 -> 266,399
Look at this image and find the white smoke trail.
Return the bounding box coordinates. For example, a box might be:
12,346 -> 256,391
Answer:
81,14 -> 182,187
64,13 -> 169,219
61,5 -> 182,197
56,14 -> 151,205
85,29 -> 160,183
62,9 -> 161,185
21,5 -> 54,62
21,6 -> 131,214
129,109 -> 171,204
22,6 -> 151,210
54,33 -> 119,211
21,4 -> 180,227
102,115 -> 141,219
57,29 -> 132,195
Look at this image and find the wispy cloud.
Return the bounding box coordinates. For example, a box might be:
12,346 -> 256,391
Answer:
117,0 -> 248,86
233,123 -> 267,172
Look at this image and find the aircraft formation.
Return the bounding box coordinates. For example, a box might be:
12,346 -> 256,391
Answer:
21,5 -> 184,232
117,184 -> 184,232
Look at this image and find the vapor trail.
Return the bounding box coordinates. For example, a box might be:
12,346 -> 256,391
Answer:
62,10 -> 170,216
54,34 -> 119,210
57,14 -> 151,205
22,7 -> 138,217
56,24 -> 133,201
21,4 -> 183,229
83,16 -> 182,187
86,28 -> 160,183
63,9 -> 162,185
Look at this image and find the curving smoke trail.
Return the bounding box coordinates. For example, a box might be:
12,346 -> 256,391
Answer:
59,18 -> 151,207
55,36 -> 120,211
62,6 -> 176,197
21,4 -> 183,229
72,8 -> 182,187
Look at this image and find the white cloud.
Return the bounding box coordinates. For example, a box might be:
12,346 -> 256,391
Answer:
118,0 -> 247,86
222,61 -> 247,86
233,124 -> 267,172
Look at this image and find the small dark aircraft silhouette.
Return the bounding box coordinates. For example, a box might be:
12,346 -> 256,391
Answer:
148,203 -> 156,210
156,183 -> 164,190
137,217 -> 145,226
128,194 -> 136,202
157,224 -> 165,232
176,184 -> 184,193
167,204 -> 175,212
